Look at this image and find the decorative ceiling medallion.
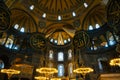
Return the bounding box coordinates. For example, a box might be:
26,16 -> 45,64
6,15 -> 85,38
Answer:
37,0 -> 94,21
107,0 -> 120,27
0,1 -> 10,32
39,21 -> 46,28
30,32 -> 46,50
73,30 -> 90,49
73,19 -> 80,28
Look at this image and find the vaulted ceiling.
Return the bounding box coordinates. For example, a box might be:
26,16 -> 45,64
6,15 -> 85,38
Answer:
5,0 -> 108,45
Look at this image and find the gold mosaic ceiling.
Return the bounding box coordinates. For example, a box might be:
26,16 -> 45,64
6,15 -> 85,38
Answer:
5,0 -> 108,45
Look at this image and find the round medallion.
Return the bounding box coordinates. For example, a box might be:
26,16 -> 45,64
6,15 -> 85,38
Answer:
73,30 -> 90,49
0,1 -> 10,32
107,0 -> 120,27
30,33 -> 46,50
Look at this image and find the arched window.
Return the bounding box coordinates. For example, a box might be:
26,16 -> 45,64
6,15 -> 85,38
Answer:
72,12 -> 76,17
95,24 -> 100,29
14,24 -> 19,29
42,13 -> 46,18
68,49 -> 72,60
88,25 -> 93,30
106,32 -> 116,46
58,64 -> 64,77
68,63 -> 73,77
49,50 -> 53,60
58,52 -> 64,61
5,35 -> 14,49
0,60 -> 4,69
98,58 -> 107,72
20,27 -> 25,32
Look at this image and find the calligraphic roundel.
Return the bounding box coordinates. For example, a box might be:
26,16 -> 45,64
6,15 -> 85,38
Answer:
0,1 -> 10,32
73,30 -> 90,49
107,0 -> 120,27
30,32 -> 46,50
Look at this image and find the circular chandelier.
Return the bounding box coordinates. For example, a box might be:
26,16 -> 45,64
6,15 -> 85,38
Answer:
73,67 -> 94,74
74,65 -> 94,79
1,69 -> 20,74
36,67 -> 58,74
50,78 -> 61,80
1,69 -> 20,79
109,58 -> 120,66
34,76 -> 49,80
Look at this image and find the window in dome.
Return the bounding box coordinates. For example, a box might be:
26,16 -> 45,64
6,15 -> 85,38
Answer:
42,13 -> 46,18
49,50 -> 54,60
95,24 -> 100,29
84,2 -> 88,8
72,12 -> 76,17
58,15 -> 62,20
29,5 -> 34,10
50,38 -> 53,42
88,25 -> 93,30
58,52 -> 64,61
20,27 -> 25,32
64,40 -> 67,44
54,40 -> 57,44
14,24 -> 19,29
68,49 -> 72,60
58,64 -> 64,77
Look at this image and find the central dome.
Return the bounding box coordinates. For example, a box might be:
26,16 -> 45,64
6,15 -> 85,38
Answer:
38,0 -> 94,14
38,0 -> 83,14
